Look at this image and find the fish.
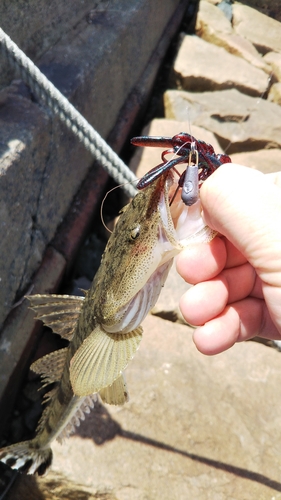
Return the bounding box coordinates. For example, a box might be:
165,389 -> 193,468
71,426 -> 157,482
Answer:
0,167 -> 216,475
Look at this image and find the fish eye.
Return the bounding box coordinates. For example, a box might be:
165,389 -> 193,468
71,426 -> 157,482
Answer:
130,225 -> 140,240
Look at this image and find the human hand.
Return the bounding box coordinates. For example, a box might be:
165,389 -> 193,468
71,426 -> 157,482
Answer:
176,164 -> 281,355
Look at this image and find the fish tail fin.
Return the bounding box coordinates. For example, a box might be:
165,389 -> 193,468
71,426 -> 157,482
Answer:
0,440 -> 53,475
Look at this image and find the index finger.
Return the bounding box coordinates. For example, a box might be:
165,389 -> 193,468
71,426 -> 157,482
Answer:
176,236 -> 226,284
176,235 -> 247,284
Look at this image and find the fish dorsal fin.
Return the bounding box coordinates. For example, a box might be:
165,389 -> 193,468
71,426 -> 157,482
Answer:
30,347 -> 68,387
99,373 -> 129,406
70,326 -> 143,397
27,294 -> 84,340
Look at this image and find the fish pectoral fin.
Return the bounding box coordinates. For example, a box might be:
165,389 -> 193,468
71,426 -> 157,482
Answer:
30,347 -> 69,387
99,373 -> 129,406
27,294 -> 84,340
70,326 -> 143,397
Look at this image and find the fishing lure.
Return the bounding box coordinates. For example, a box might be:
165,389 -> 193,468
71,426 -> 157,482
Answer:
131,132 -> 231,205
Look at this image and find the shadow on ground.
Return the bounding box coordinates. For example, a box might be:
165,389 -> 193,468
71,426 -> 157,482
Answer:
74,401 -> 281,493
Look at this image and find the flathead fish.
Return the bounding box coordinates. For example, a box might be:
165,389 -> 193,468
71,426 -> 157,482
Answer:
0,168 -> 215,475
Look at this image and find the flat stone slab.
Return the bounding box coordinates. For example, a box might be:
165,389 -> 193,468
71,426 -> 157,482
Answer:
228,0 -> 281,23
164,88 -> 281,153
172,35 -> 269,97
231,149 -> 281,175
232,3 -> 281,54
28,314 -> 281,499
264,52 -> 281,82
268,83 -> 281,106
196,1 -> 270,73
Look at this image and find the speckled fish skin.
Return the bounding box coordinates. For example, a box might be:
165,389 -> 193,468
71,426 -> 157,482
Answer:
0,169 -> 216,475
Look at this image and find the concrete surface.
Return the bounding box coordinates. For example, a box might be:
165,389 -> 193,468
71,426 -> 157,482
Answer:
0,247 -> 66,433
0,0 -> 104,89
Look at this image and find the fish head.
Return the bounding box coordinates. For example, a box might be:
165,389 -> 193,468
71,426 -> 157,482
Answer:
92,169 -> 215,331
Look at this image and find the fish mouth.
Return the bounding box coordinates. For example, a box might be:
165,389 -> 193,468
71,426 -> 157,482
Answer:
159,174 -> 210,247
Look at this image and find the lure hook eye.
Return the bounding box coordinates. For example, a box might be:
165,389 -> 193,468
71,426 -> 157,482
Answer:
181,150 -> 199,206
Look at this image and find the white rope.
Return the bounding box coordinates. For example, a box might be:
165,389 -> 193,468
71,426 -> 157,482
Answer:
0,27 -> 138,198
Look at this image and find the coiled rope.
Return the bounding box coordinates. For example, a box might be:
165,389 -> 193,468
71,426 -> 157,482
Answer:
0,27 -> 138,198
